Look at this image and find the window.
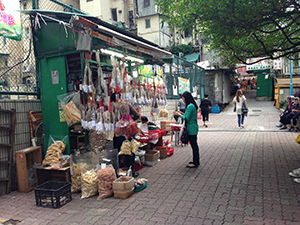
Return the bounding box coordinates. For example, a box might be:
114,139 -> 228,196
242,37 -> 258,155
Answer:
86,0 -> 93,2
145,19 -> 151,29
144,0 -> 150,7
184,29 -> 192,38
111,8 -> 117,22
129,11 -> 134,26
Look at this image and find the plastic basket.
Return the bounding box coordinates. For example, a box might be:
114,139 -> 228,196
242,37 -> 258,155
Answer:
134,181 -> 148,192
167,147 -> 174,156
212,106 -> 220,114
34,181 -> 72,208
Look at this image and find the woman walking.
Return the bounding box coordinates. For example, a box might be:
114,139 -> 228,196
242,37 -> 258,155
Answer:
174,91 -> 200,168
233,89 -> 248,128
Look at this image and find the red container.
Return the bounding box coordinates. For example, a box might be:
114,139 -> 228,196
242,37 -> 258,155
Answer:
167,147 -> 174,156
134,163 -> 144,172
170,124 -> 181,132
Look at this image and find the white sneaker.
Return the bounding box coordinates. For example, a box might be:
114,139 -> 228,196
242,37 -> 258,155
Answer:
289,168 -> 300,177
293,178 -> 300,183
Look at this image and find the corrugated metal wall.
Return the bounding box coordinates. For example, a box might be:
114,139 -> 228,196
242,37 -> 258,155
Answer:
0,100 -> 41,195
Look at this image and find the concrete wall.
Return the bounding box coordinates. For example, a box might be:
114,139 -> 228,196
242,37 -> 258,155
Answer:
278,88 -> 300,104
204,70 -> 233,104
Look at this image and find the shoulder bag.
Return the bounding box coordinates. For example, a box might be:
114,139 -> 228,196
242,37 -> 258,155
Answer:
179,120 -> 189,144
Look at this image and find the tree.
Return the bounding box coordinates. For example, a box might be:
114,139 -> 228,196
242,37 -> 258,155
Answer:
155,0 -> 300,65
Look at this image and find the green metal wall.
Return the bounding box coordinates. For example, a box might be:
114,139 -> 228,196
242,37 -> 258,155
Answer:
39,56 -> 70,154
255,70 -> 273,98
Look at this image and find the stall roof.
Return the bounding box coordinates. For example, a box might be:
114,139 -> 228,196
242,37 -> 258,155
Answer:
19,10 -> 173,61
184,53 -> 200,62
276,78 -> 300,87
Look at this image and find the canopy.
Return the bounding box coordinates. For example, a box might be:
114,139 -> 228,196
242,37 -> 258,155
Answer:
184,53 -> 200,62
276,78 -> 300,87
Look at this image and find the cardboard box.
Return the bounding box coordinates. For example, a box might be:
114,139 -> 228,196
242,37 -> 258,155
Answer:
154,147 -> 168,159
114,188 -> 134,199
15,146 -> 42,192
113,176 -> 134,191
160,121 -> 173,131
145,150 -> 160,162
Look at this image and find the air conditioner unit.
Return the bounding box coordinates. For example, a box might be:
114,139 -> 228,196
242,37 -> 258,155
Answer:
22,64 -> 32,72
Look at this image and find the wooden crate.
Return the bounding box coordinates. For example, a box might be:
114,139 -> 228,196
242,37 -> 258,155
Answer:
36,166 -> 71,185
15,146 -> 42,192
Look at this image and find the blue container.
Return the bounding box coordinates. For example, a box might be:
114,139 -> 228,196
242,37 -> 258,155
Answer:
212,106 -> 220,114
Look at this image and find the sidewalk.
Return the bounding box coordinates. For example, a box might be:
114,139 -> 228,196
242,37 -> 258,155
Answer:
1,90 -> 300,225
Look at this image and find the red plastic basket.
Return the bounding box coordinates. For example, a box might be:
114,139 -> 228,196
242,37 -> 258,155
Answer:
167,147 -> 174,156
170,124 -> 181,131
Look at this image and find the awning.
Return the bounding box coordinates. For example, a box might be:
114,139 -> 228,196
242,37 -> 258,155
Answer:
184,53 -> 200,62
276,78 -> 300,87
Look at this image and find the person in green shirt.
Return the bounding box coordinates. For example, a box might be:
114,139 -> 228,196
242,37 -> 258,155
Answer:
174,91 -> 200,168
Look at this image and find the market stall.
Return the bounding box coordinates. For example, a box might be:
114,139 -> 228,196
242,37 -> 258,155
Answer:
18,10 -> 173,202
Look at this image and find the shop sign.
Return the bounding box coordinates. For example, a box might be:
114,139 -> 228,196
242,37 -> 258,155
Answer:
178,77 -> 190,94
273,52 -> 282,70
238,66 -> 247,73
0,0 -> 22,41
138,65 -> 163,85
246,57 -> 271,70
51,71 -> 59,84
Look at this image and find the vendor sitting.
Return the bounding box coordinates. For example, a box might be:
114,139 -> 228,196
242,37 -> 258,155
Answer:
141,116 -> 158,130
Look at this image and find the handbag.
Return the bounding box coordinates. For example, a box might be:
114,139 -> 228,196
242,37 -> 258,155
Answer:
242,102 -> 248,115
179,120 -> 189,144
233,104 -> 236,112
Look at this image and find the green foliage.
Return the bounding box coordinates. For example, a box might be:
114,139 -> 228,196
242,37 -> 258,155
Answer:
155,0 -> 300,64
170,43 -> 193,56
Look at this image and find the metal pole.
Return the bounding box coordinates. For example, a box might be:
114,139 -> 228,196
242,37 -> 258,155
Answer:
290,57 -> 293,96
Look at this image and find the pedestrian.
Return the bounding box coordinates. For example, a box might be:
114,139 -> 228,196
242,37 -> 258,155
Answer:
174,94 -> 186,123
199,93 -> 212,127
174,91 -> 199,168
233,89 -> 248,128
279,96 -> 294,130
282,97 -> 300,131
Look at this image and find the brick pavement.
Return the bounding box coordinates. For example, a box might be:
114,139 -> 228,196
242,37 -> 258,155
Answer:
1,90 -> 300,225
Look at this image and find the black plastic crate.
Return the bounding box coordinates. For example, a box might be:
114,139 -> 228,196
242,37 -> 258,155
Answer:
34,181 -> 72,208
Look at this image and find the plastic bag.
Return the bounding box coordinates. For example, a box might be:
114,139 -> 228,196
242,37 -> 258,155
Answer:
89,130 -> 106,153
70,152 -> 81,193
159,108 -> 169,118
197,111 -> 201,119
42,135 -> 67,167
127,115 -> 139,138
81,169 -> 98,199
97,165 -> 117,199
77,153 -> 98,199
57,92 -> 82,126
115,114 -> 128,136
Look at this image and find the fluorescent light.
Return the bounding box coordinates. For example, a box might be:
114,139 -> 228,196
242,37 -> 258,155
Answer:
100,49 -> 144,64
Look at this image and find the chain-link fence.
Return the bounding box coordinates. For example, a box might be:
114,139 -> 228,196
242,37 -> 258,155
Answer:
165,55 -> 205,100
0,0 -> 84,99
